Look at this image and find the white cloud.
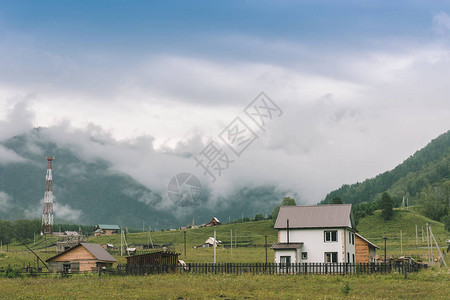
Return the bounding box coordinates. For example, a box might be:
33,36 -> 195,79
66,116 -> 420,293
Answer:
1,14 -> 450,205
24,197 -> 82,222
0,191 -> 12,212
0,146 -> 26,164
433,11 -> 450,36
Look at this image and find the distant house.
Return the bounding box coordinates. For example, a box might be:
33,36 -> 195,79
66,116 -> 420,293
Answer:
46,243 -> 117,273
271,205 -> 357,264
207,217 -> 221,226
355,233 -> 379,263
203,237 -> 221,247
93,224 -> 120,236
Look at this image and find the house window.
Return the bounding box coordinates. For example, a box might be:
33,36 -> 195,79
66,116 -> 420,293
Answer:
352,254 -> 355,263
301,252 -> 308,260
352,234 -> 355,245
280,256 -> 291,265
347,252 -> 350,263
63,263 -> 71,273
349,232 -> 351,242
324,230 -> 337,242
325,252 -> 338,263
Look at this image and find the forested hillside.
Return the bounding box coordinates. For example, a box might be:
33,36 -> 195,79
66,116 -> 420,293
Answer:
322,130 -> 449,227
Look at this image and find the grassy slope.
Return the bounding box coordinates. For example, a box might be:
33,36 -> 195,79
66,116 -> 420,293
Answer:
356,208 -> 448,255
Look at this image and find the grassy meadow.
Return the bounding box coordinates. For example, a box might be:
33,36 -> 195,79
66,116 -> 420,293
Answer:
0,269 -> 449,299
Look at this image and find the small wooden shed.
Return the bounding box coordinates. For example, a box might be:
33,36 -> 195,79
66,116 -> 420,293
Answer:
46,243 -> 117,273
355,233 -> 379,263
207,217 -> 221,226
126,251 -> 179,265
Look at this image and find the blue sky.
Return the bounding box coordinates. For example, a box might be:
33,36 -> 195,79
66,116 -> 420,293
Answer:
0,1 -> 449,207
1,1 -> 447,51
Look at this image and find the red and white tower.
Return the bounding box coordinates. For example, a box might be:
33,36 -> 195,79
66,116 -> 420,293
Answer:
41,156 -> 54,235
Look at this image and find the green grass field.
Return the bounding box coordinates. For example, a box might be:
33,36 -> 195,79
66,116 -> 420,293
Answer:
0,269 -> 449,299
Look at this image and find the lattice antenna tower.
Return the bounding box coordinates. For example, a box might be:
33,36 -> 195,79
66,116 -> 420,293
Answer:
41,156 -> 54,235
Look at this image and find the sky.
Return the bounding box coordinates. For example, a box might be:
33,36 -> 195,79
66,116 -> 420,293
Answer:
0,1 -> 450,205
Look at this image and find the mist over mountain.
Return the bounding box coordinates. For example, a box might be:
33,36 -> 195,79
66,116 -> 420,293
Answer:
0,128 -> 291,229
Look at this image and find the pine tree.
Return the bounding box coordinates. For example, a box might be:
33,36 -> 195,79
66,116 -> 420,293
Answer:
381,192 -> 393,221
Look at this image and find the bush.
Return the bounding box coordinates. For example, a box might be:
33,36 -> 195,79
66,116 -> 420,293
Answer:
341,282 -> 351,295
4,264 -> 22,278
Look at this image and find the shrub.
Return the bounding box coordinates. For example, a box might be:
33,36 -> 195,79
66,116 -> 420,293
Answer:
4,264 -> 22,278
341,282 -> 351,295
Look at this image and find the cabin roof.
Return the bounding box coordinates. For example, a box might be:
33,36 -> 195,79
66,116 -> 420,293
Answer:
274,204 -> 354,229
355,233 -> 380,249
46,243 -> 117,263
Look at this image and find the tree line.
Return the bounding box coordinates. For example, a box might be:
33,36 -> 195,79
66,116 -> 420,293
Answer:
0,219 -> 94,244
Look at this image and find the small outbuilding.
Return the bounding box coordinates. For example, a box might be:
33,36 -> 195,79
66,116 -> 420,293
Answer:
203,237 -> 221,247
355,233 -> 379,263
207,217 -> 221,226
126,251 -> 179,265
46,243 -> 117,273
93,224 -> 120,236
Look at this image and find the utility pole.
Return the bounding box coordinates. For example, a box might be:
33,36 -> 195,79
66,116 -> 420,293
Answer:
148,225 -> 154,249
142,221 -> 144,233
415,224 -> 418,247
286,219 -> 290,244
120,226 -> 123,256
426,222 -> 430,263
422,226 -> 424,242
265,235 -> 268,265
400,230 -> 403,256
213,228 -> 217,264
383,237 -> 388,263
429,226 -> 447,267
230,229 -> 232,258
184,231 -> 187,257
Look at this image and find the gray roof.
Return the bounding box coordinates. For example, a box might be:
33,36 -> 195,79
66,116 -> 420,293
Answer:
355,233 -> 379,249
46,243 -> 117,263
274,204 -> 355,229
270,242 -> 303,250
80,243 -> 117,262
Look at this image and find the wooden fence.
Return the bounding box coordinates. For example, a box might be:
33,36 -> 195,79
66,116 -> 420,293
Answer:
121,261 -> 426,276
3,262 -> 425,277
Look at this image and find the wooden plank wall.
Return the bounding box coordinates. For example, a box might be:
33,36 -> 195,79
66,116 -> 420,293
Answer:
355,235 -> 369,263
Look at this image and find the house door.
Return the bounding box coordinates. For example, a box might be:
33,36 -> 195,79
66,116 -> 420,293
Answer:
280,256 -> 291,265
280,256 -> 292,273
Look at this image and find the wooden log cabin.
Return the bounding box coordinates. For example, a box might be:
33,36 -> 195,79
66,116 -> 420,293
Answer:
46,243 -> 117,273
355,233 -> 379,263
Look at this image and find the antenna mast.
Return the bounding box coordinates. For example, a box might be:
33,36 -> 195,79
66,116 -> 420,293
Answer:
41,156 -> 54,235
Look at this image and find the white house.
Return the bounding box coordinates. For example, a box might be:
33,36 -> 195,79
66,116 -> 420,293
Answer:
271,204 -> 357,264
